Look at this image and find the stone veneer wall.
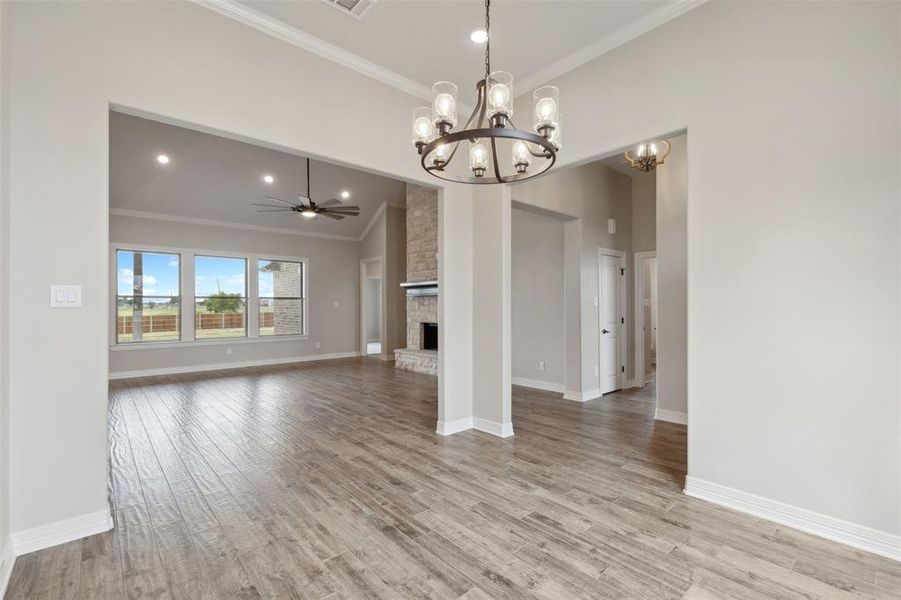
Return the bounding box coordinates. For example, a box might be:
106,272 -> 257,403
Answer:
395,184 -> 438,375
404,184 -> 438,349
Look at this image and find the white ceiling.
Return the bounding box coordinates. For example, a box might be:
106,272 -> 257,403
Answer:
209,0 -> 696,104
109,111 -> 407,239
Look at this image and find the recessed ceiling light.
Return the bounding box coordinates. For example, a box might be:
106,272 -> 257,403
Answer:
156,154 -> 170,165
262,174 -> 275,184
340,190 -> 350,200
470,29 -> 488,44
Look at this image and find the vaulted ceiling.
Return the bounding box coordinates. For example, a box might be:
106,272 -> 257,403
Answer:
200,0 -> 703,103
109,111 -> 407,239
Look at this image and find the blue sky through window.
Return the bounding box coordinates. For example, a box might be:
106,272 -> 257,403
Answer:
117,250 -> 180,297
195,256 -> 246,297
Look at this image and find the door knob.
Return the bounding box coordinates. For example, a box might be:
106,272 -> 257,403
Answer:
602,329 -> 611,334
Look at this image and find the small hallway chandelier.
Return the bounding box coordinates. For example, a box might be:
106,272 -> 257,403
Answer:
624,140 -> 671,172
411,0 -> 561,184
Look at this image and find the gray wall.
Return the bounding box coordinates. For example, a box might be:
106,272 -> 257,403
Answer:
632,172 -> 656,252
512,161 -> 634,394
655,134 -> 688,416
511,208 -> 565,387
109,213 -> 361,375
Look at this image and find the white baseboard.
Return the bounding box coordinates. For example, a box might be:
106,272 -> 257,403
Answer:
563,388 -> 601,402
655,407 -> 688,425
684,477 -> 901,562
511,377 -> 564,394
12,508 -> 113,556
436,416 -> 473,436
474,418 -> 514,438
0,536 -> 15,599
109,351 -> 361,379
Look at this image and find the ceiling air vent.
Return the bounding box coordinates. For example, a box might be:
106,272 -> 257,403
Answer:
322,0 -> 376,19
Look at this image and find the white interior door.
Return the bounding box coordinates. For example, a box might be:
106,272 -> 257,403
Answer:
600,252 -> 624,394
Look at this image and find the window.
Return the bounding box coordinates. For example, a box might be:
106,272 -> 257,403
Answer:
194,256 -> 247,339
258,259 -> 304,336
116,250 -> 181,343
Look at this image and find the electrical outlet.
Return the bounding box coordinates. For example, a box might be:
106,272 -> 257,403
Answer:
538,360 -> 545,371
226,347 -> 232,355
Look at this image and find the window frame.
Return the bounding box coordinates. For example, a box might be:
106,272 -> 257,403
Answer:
110,243 -> 309,351
257,258 -> 306,337
113,247 -> 183,345
194,254 -> 249,340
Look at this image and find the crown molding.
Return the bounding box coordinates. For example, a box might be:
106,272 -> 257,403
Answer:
358,200 -> 387,241
190,0 -> 432,102
516,0 -> 710,95
110,208 -> 363,242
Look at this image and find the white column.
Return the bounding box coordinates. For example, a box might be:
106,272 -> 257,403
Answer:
471,184 -> 513,437
437,184 -> 474,434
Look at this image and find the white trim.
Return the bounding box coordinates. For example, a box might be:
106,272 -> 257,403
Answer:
359,201 -> 387,241
655,407 -> 687,425
109,351 -> 360,380
190,0 -> 432,101
436,416 -> 474,436
12,509 -> 113,556
684,477 -> 901,562
110,334 -> 310,352
517,0 -> 710,94
563,388 -> 602,402
0,538 -> 15,598
633,250 -> 656,391
473,418 -> 514,438
110,208 -> 361,242
511,377 -> 564,394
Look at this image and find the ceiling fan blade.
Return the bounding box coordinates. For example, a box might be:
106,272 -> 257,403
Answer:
252,202 -> 294,208
256,209 -> 295,212
324,208 -> 360,216
296,195 -> 312,205
323,205 -> 360,212
318,198 -> 341,208
264,196 -> 297,207
320,212 -> 344,220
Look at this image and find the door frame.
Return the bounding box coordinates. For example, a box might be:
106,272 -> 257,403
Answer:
633,250 -> 657,389
597,247 -> 627,393
359,256 -> 385,357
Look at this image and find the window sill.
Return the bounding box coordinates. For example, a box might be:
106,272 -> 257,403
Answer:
110,334 -> 310,351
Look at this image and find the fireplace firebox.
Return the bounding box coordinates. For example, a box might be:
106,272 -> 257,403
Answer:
422,322 -> 438,351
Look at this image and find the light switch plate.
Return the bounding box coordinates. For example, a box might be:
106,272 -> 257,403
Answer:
50,284 -> 82,308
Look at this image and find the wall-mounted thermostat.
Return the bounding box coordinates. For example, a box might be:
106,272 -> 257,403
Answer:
607,218 -> 617,234
50,284 -> 82,308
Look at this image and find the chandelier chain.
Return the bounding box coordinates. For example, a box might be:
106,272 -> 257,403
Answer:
484,0 -> 491,79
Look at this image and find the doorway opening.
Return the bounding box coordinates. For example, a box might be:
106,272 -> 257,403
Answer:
360,256 -> 383,356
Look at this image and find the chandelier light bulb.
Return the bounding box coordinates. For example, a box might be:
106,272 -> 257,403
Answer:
470,141 -> 488,177
432,142 -> 449,167
411,106 -> 435,148
432,82 -> 458,131
513,141 -> 530,173
638,144 -> 647,157
650,143 -> 657,156
536,98 -> 556,122
489,84 -> 509,109
415,117 -> 431,138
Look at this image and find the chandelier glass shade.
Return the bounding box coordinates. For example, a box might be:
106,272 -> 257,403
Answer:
624,139 -> 671,172
412,0 -> 560,184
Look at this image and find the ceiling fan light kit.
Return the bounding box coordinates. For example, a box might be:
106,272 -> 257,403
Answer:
252,157 -> 361,221
411,0 -> 560,184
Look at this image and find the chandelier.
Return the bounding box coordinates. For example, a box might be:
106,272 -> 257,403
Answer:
411,0 -> 561,184
624,140 -> 671,172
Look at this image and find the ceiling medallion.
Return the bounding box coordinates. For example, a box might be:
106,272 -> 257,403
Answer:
624,140 -> 671,172
411,0 -> 561,185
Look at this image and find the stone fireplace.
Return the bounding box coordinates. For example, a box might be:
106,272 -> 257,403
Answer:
394,184 -> 439,375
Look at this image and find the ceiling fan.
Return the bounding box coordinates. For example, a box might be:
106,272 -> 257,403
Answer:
253,157 -> 360,220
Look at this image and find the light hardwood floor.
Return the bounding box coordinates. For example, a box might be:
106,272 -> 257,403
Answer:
6,358 -> 900,599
